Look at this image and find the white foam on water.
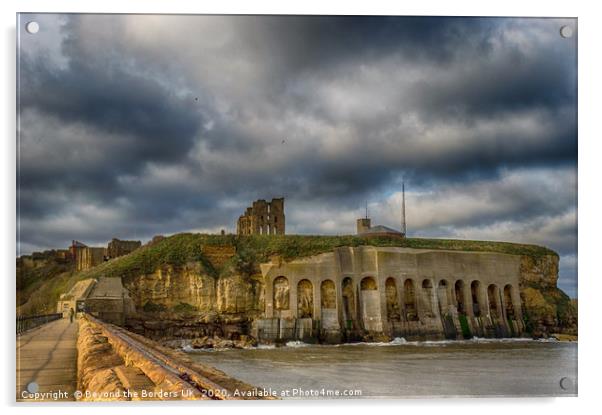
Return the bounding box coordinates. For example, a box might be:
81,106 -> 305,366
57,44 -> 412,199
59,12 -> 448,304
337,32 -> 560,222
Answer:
389,337 -> 407,345
334,336 -> 544,348
468,337 -> 535,343
182,345 -> 218,353
256,344 -> 277,350
285,340 -> 311,348
185,336 -> 554,352
335,337 -> 414,347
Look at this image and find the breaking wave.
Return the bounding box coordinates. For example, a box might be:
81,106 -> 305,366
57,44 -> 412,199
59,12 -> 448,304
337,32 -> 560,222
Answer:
184,336 -> 564,352
285,340 -> 311,348
256,344 -> 277,350
335,336 -> 547,348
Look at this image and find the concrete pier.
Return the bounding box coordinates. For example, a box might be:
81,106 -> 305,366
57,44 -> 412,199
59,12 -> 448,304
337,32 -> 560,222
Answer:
16,318 -> 78,402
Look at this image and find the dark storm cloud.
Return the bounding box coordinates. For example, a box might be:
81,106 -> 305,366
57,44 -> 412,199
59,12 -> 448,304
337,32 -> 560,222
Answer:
19,56 -> 202,178
17,15 -> 577,296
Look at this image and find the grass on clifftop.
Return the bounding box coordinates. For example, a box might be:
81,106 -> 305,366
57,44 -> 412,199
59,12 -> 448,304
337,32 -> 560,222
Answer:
75,233 -> 558,281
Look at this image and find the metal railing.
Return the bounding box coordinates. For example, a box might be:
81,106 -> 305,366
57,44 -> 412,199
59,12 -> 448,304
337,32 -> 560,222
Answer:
16,313 -> 62,335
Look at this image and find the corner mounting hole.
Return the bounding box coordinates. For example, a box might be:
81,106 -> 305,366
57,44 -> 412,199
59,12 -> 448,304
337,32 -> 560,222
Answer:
26,21 -> 39,34
559,376 -> 574,390
27,381 -> 39,393
560,25 -> 573,38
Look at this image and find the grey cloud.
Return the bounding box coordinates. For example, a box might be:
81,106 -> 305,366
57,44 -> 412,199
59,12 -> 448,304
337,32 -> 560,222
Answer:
17,15 -> 577,296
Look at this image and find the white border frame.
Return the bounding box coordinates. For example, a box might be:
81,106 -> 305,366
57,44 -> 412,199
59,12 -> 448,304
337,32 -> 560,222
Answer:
3,1 -> 600,414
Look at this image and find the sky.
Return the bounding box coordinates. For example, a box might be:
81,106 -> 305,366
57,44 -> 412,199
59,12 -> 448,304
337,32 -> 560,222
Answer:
17,14 -> 577,297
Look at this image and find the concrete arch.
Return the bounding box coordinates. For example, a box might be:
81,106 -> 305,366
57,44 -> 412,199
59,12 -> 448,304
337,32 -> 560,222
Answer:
273,276 -> 290,311
320,279 -> 339,335
385,277 -> 401,322
341,277 -> 356,329
471,280 -> 482,317
321,280 -> 336,309
488,284 -> 500,319
454,280 -> 466,315
437,279 -> 452,313
297,279 -> 313,318
360,276 -> 377,290
403,278 -> 418,321
421,279 -> 436,317
503,284 -> 516,318
360,276 -> 382,331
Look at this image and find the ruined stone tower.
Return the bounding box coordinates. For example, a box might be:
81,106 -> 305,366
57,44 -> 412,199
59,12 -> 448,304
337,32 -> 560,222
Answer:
237,198 -> 285,235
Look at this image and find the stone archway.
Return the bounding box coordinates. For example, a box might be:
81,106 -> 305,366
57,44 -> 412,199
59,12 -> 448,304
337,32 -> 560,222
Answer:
437,279 -> 451,313
471,281 -> 482,317
342,277 -> 356,329
360,277 -> 377,290
273,276 -> 290,312
320,279 -> 339,332
403,279 -> 418,321
503,284 -> 515,318
360,277 -> 382,331
421,279 -> 435,318
321,280 -> 336,309
455,280 -> 466,315
297,279 -> 313,318
385,278 -> 401,322
488,284 -> 500,319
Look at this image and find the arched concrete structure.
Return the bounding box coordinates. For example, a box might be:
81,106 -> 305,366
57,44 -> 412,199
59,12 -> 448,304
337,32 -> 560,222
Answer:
341,277 -> 356,330
321,280 -> 336,309
319,279 -> 340,337
454,280 -> 466,315
255,247 -> 527,341
403,279 -> 419,321
360,276 -> 382,331
503,284 -> 515,318
487,284 -> 501,319
437,279 -> 452,314
273,276 -> 290,315
385,278 -> 401,322
297,279 -> 313,318
471,280 -> 483,317
421,279 -> 436,318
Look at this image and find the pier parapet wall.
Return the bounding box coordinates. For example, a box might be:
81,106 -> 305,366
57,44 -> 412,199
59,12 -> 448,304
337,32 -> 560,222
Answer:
77,315 -> 274,400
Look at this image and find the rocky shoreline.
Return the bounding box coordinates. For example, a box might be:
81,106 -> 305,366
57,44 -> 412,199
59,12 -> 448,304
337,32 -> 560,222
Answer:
160,331 -> 578,353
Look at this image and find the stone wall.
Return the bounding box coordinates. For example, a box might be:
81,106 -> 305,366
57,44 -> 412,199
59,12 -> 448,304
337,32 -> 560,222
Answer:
79,315 -> 270,400
78,316 -> 204,400
106,238 -> 142,260
76,247 -> 105,271
77,317 -> 129,401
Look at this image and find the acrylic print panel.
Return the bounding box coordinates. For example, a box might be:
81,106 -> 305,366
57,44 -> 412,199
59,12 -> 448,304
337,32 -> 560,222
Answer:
16,14 -> 578,401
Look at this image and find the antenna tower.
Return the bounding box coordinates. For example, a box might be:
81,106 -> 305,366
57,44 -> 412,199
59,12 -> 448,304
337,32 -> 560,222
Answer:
401,182 -> 407,235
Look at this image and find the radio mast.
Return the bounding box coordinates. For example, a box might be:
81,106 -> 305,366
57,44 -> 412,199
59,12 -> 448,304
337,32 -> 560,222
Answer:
401,182 -> 407,236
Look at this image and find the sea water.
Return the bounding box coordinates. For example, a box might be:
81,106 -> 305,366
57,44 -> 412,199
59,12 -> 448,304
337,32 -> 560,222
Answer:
188,338 -> 577,398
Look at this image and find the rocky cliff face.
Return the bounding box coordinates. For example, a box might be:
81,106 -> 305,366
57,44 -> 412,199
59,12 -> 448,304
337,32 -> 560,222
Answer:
123,262 -> 264,315
519,255 -> 559,288
122,262 -> 264,340
519,255 -> 577,337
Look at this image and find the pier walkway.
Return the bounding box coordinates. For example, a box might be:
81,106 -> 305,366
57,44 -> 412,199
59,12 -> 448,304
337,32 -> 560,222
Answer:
16,318 -> 78,402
